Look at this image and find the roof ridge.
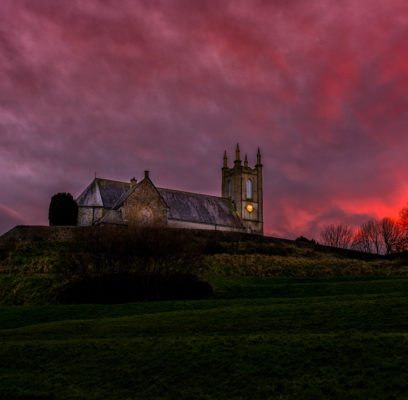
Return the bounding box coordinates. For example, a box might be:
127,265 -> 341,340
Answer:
94,178 -> 104,207
110,180 -> 142,210
95,177 -> 130,185
157,187 -> 225,200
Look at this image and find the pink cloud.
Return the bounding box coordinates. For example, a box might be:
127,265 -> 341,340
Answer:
1,0 -> 408,239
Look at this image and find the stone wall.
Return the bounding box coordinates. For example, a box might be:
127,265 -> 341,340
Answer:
124,178 -> 168,226
0,222 -> 248,246
77,206 -> 104,226
167,219 -> 245,232
0,225 -> 91,243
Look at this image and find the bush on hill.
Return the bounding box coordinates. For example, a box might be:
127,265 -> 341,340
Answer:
0,238 -> 16,263
58,226 -> 205,279
53,272 -> 213,304
53,226 -> 211,303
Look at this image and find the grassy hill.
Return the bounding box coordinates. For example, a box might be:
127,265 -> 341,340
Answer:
1,277 -> 408,399
1,227 -> 408,398
0,227 -> 407,305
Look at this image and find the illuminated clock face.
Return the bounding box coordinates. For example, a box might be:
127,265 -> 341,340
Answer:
246,204 -> 254,213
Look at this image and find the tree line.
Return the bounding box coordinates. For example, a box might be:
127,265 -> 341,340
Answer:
320,205 -> 408,254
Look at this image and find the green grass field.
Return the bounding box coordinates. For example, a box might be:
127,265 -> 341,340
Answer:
1,276 -> 408,399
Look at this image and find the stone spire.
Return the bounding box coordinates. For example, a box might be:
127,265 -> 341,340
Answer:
244,154 -> 248,167
223,150 -> 228,168
256,147 -> 262,166
234,143 -> 241,166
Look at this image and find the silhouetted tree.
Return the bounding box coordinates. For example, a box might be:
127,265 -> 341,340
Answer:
352,219 -> 383,254
48,192 -> 78,226
381,217 -> 406,254
351,227 -> 371,253
320,223 -> 354,249
364,219 -> 383,254
399,204 -> 408,232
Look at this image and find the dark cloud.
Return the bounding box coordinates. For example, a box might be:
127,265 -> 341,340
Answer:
1,0 -> 408,237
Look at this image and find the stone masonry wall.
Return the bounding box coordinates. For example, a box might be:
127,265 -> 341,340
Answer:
124,179 -> 168,226
77,207 -> 104,226
0,225 -> 89,243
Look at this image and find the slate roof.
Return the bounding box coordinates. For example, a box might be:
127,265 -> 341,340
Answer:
76,178 -> 131,208
157,188 -> 243,228
98,179 -> 131,208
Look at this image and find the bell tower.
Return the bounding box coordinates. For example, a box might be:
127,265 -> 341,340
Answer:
222,144 -> 263,234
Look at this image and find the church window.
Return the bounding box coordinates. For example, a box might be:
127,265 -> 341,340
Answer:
82,215 -> 87,226
141,207 -> 152,225
227,180 -> 232,197
246,179 -> 253,199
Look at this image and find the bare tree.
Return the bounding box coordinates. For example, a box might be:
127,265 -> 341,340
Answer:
363,219 -> 383,254
351,227 -> 371,253
352,219 -> 384,254
380,218 -> 406,254
320,223 -> 354,249
399,205 -> 408,232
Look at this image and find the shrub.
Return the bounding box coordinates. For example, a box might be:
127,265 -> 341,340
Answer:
57,226 -> 205,280
203,238 -> 227,255
0,238 -> 17,263
52,272 -> 213,304
48,193 -> 78,226
295,236 -> 317,245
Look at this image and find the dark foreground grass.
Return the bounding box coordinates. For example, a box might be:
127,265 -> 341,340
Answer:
1,277 -> 408,399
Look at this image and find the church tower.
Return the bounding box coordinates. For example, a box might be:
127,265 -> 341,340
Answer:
221,144 -> 263,234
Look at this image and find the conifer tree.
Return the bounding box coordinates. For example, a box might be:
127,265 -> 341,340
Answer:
48,192 -> 78,226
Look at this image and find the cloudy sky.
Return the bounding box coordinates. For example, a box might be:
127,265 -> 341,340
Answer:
1,0 -> 408,238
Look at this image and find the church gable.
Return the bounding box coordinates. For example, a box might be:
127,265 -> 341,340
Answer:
123,173 -> 168,226
76,179 -> 103,207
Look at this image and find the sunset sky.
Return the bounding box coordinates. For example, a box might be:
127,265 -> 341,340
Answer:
1,0 -> 408,238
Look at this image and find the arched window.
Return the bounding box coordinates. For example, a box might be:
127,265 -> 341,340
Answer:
246,179 -> 253,199
141,207 -> 152,225
227,180 -> 232,197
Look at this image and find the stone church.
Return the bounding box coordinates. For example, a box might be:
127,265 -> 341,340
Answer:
76,145 -> 263,234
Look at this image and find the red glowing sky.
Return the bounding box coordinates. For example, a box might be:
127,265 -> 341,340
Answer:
1,0 -> 408,238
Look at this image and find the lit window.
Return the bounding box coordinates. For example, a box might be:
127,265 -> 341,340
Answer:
246,179 -> 253,199
141,207 -> 152,225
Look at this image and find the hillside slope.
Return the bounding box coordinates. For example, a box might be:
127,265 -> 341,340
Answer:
1,277 -> 408,399
1,227 -> 408,305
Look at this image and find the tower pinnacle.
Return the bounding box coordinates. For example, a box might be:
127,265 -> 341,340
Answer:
223,150 -> 228,168
256,147 -> 262,165
235,143 -> 241,161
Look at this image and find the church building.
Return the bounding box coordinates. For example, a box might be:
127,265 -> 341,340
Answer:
76,145 -> 263,234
